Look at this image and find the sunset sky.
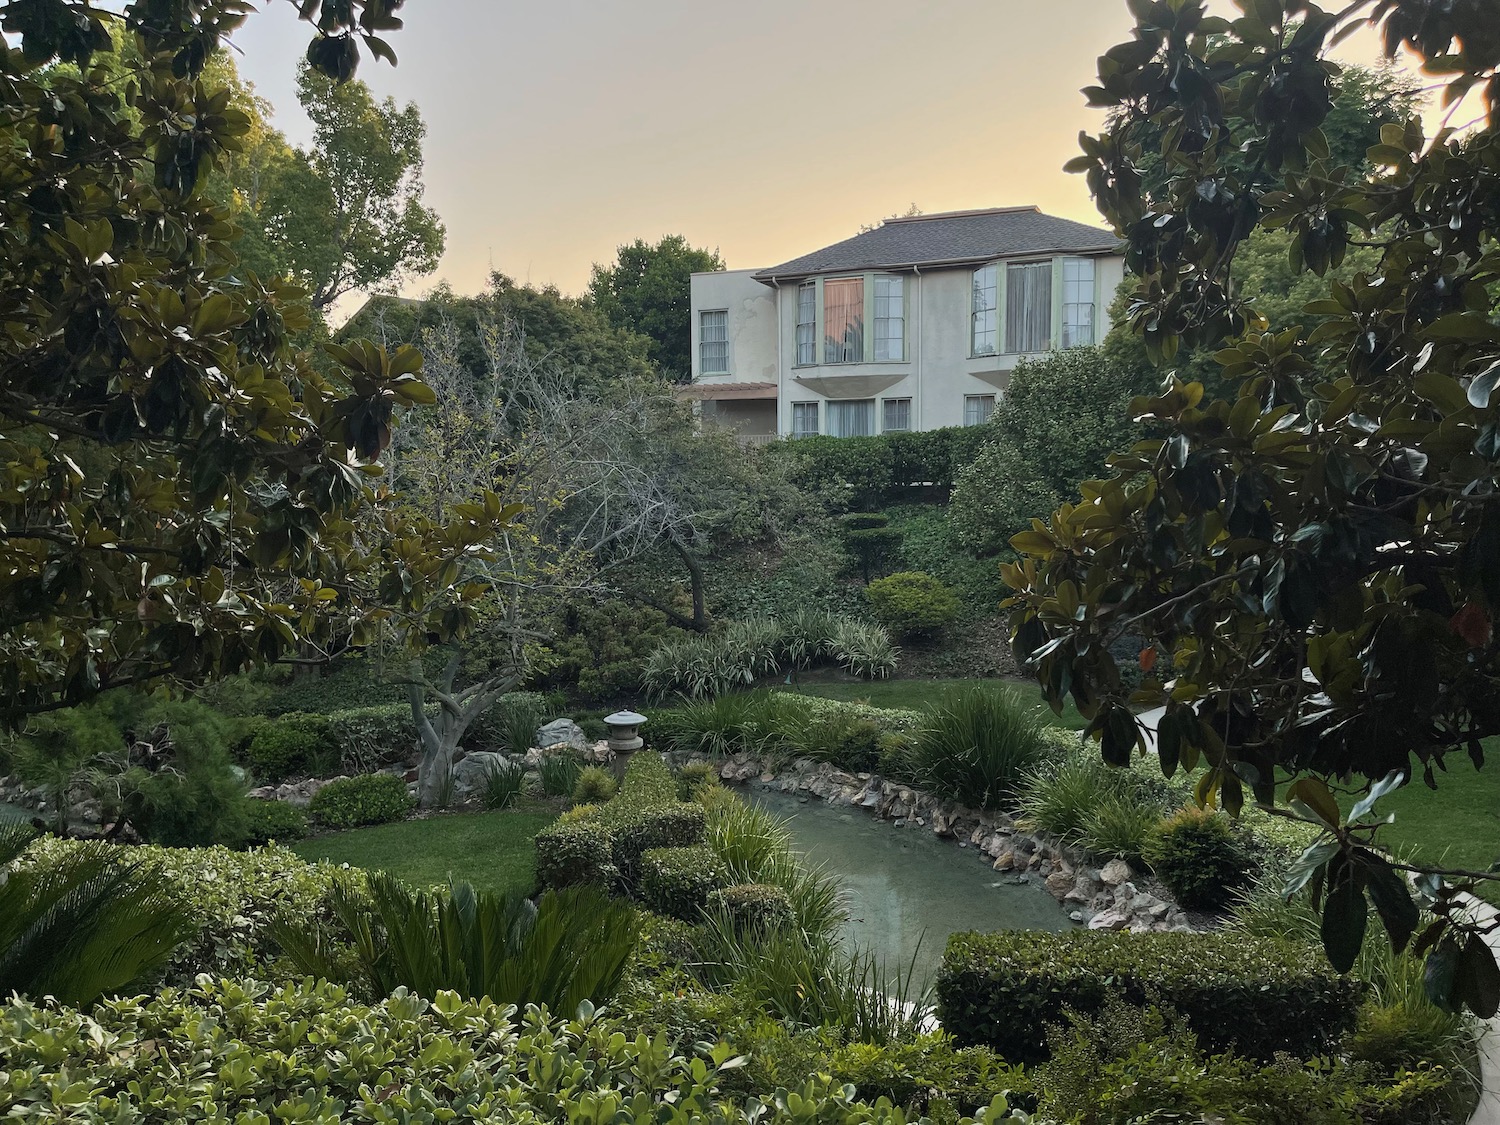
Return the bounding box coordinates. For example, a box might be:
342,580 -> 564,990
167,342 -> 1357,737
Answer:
229,1 -> 1422,312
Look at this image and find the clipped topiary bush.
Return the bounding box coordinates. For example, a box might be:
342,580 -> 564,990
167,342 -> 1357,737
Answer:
676,760 -> 720,798
246,712 -> 338,782
865,571 -> 961,638
1144,806 -> 1252,911
639,845 -> 731,921
239,799 -> 310,846
308,773 -> 413,829
936,929 -> 1366,1065
704,882 -> 795,934
535,754 -> 707,893
324,704 -> 421,771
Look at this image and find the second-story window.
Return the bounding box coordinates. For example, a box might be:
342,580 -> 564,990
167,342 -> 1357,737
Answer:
1005,261 -> 1052,354
972,265 -> 998,355
700,310 -> 728,374
796,282 -> 816,365
874,275 -> 904,360
824,277 -> 864,364
1061,257 -> 1096,347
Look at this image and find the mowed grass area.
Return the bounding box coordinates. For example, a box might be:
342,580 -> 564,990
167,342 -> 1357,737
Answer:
292,806 -> 554,895
1362,745 -> 1500,904
784,676 -> 1088,731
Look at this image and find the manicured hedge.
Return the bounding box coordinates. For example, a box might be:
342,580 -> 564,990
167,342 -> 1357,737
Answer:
705,883 -> 796,933
639,845 -> 731,921
769,426 -> 990,509
936,930 -> 1367,1064
535,754 -> 707,892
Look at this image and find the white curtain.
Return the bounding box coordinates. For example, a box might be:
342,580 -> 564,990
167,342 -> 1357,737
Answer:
827,399 -> 874,437
1005,261 -> 1051,353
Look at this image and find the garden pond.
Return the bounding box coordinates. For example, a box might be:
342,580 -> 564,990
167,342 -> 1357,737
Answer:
749,787 -> 1074,985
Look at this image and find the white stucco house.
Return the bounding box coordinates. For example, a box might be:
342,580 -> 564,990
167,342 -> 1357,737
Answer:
684,206 -> 1125,440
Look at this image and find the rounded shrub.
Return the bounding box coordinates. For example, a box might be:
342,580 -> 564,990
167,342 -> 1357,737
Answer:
573,765 -> 617,804
677,760 -> 720,798
876,731 -> 916,779
705,882 -> 795,933
308,773 -> 413,829
246,712 -> 338,782
865,571 -> 960,638
639,844 -> 731,921
1144,806 -> 1251,911
239,799 -> 310,846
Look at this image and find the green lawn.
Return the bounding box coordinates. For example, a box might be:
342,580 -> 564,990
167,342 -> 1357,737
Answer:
292,807 -> 554,895
1359,747 -> 1500,904
783,677 -> 1087,730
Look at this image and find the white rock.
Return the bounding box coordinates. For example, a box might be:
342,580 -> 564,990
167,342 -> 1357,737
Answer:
1100,858 -> 1134,886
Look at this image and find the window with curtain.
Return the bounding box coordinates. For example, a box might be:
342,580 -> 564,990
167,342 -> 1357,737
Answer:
827,399 -> 874,437
1005,261 -> 1052,354
882,397 -> 911,433
699,310 -> 728,373
1061,257 -> 1095,347
823,277 -> 864,364
791,401 -> 819,438
874,275 -> 904,360
796,282 -> 816,365
972,265 -> 998,355
964,394 -> 996,427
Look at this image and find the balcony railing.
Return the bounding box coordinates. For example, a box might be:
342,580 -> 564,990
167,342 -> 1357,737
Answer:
737,432 -> 780,448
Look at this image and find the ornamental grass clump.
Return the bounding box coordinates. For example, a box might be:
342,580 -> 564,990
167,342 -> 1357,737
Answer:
481,760 -> 524,810
912,684 -> 1046,810
538,753 -> 583,798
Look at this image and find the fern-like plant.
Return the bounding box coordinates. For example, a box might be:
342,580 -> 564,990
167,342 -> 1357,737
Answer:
0,821 -> 194,1005
272,872 -> 638,1013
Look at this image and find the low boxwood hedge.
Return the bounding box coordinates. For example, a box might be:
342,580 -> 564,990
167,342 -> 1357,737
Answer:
706,883 -> 796,933
936,929 -> 1367,1064
536,754 -> 707,892
639,845 -> 731,921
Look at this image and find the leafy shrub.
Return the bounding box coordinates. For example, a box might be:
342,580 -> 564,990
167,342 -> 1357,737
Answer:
308,773 -> 413,829
533,820 -> 618,889
571,765 -> 615,803
1145,806 -> 1252,911
240,799 -> 310,846
794,710 -> 882,772
936,929 -> 1366,1064
15,837 -> 344,987
324,704 -> 421,770
579,717 -> 609,742
535,599 -> 683,705
639,844 -> 731,921
246,712 -> 338,781
1034,999 -> 1452,1125
275,873 -> 639,1012
876,731 -> 917,779
538,753 -> 583,797
1,978 -> 1032,1125
768,426 -> 989,509
911,684 -> 1045,809
118,700 -> 250,847
705,883 -> 795,934
481,760 -> 524,810
865,572 -> 960,638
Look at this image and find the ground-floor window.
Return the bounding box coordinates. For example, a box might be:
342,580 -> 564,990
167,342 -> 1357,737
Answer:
827,398 -> 875,438
882,397 -> 912,433
791,400 -> 819,438
964,394 -> 996,426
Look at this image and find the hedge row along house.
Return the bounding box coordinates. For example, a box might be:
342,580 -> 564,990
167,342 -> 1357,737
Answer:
684,206 -> 1125,441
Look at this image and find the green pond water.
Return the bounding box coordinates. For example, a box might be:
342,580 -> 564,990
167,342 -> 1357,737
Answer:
748,788 -> 1075,985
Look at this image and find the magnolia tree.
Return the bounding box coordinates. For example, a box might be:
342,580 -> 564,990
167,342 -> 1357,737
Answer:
1006,0 -> 1500,1014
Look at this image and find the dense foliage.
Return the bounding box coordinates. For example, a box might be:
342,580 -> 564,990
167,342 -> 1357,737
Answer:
588,235 -> 726,382
308,772 -> 413,829
1006,0 -> 1500,1009
937,929 -> 1366,1065
769,427 -> 989,511
866,572 -> 960,638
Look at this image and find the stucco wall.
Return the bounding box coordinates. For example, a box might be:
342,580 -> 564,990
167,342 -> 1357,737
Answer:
689,269 -> 779,384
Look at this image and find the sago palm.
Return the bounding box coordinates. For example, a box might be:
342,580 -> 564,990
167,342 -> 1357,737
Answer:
0,821 -> 194,1005
273,872 -> 638,1014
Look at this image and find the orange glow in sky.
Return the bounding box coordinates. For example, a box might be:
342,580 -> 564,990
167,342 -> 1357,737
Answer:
229,1 -> 1425,310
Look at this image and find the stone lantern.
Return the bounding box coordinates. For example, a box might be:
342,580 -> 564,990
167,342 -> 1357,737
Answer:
603,709 -> 647,780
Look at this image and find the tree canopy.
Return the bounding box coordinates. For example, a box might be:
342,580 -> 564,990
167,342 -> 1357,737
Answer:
588,235 -> 724,382
0,0 -> 507,723
1006,0 -> 1500,1012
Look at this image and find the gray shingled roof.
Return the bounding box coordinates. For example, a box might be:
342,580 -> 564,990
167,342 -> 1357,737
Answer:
751,206 -> 1119,283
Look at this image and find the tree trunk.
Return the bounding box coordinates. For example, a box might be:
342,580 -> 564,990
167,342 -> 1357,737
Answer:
669,539 -> 710,632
